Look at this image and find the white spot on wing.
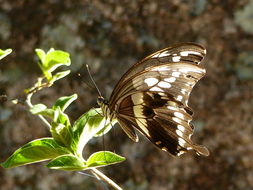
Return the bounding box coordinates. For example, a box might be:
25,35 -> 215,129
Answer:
178,137 -> 186,146
177,150 -> 186,156
159,50 -> 170,57
176,129 -> 183,137
158,81 -> 171,88
152,66 -> 170,71
144,78 -> 158,86
181,89 -> 187,94
174,112 -> 184,119
172,117 -> 181,123
177,125 -> 185,132
180,50 -> 201,56
150,87 -> 164,92
172,56 -> 181,62
176,95 -> 183,101
164,77 -> 176,83
167,105 -> 177,111
172,72 -> 180,77
179,68 -> 191,73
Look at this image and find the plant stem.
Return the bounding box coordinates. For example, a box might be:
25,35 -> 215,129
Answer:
91,168 -> 123,190
26,93 -> 51,129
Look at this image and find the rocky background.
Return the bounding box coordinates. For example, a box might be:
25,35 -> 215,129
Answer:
1,0 -> 253,190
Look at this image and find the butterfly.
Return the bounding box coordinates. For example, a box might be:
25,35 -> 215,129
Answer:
97,42 -> 209,156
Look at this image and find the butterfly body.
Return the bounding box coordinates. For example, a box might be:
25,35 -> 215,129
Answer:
97,43 -> 209,157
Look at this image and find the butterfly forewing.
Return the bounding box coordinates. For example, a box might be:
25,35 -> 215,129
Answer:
110,62 -> 205,108
109,43 -> 206,104
112,42 -> 206,86
102,43 -> 209,156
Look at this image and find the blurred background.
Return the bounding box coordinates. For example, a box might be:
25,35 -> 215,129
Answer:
0,0 -> 253,189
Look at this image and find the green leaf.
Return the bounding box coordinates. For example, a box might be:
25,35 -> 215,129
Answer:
71,109 -> 115,155
47,154 -> 86,171
50,70 -> 71,83
52,94 -> 77,112
35,49 -> 46,62
50,108 -> 72,147
35,108 -> 55,119
35,49 -> 70,80
44,50 -> 71,73
86,151 -> 125,168
29,104 -> 55,119
94,118 -> 117,137
50,122 -> 72,148
0,49 -> 12,60
53,107 -> 70,126
29,104 -> 47,115
1,138 -> 70,169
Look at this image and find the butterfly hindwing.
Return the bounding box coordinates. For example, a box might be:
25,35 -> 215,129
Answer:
117,91 -> 209,156
117,117 -> 139,142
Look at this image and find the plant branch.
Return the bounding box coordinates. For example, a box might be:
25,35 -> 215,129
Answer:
91,168 -> 123,190
25,93 -> 51,129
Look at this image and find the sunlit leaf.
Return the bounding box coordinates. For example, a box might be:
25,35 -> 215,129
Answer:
30,104 -> 47,115
47,154 -> 86,171
71,109 -> 115,155
86,151 -> 125,168
0,49 -> 12,60
44,50 -> 70,73
50,70 -> 71,83
52,94 -> 77,112
1,138 -> 70,168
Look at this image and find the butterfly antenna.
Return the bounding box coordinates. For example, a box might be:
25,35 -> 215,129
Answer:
86,64 -> 102,97
77,73 -> 94,90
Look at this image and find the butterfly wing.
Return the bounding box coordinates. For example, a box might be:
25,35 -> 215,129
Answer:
109,43 -> 206,105
108,43 -> 208,156
111,42 -> 206,86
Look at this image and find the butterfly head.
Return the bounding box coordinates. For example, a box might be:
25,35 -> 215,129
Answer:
97,96 -> 108,106
97,96 -> 111,118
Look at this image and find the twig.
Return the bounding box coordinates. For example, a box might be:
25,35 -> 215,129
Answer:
91,168 -> 123,190
25,93 -> 51,129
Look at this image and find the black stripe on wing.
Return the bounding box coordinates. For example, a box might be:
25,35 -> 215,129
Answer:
117,92 -> 209,156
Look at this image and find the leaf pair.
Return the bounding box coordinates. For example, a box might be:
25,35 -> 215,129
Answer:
36,48 -> 71,83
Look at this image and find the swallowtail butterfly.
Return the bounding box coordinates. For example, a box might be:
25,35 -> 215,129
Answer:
97,43 -> 209,156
